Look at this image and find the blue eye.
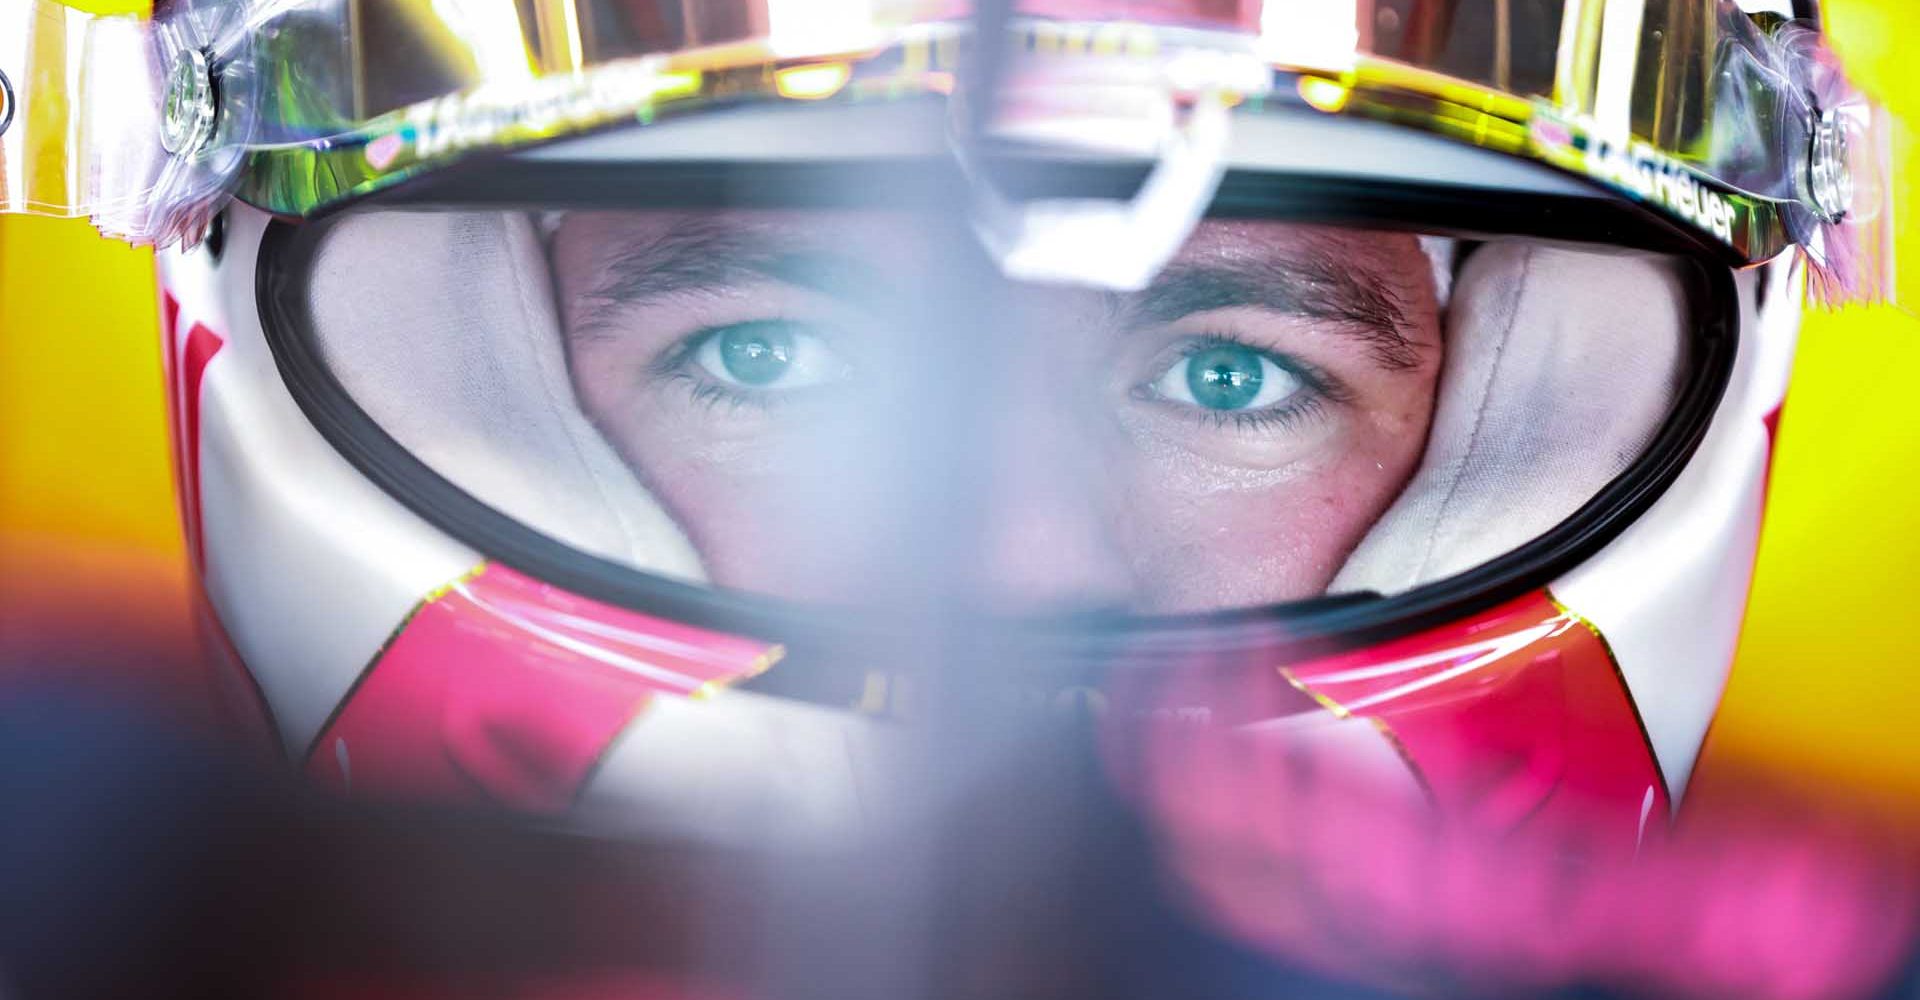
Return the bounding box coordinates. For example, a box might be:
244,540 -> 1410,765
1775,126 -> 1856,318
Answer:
691,320 -> 848,390
1152,342 -> 1304,412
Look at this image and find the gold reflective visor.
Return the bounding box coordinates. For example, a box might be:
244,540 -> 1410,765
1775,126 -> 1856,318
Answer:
0,0 -> 1892,298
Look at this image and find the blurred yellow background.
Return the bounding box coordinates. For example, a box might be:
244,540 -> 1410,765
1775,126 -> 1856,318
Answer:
2,0 -> 1918,814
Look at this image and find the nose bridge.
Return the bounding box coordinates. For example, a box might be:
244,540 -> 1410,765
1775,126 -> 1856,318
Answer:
963,300 -> 1134,613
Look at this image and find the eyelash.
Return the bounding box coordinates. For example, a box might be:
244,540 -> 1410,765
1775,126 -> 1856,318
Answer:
674,375 -> 772,413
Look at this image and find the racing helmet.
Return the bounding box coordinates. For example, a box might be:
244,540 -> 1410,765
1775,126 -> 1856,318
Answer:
0,0 -> 1890,850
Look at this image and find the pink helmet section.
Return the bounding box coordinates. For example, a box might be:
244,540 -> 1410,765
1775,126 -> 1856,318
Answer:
304,564 -> 781,813
300,558 -> 1659,839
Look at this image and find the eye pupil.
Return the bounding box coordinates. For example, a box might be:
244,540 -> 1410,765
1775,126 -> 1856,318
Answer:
718,322 -> 795,386
1186,344 -> 1265,411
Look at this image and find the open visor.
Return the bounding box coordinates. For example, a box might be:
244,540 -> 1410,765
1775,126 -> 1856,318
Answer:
255,115 -> 1736,650
0,0 -> 1894,296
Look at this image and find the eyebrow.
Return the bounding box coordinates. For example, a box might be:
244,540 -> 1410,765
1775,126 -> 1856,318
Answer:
569,218 -> 880,337
1123,254 -> 1425,371
570,217 -> 1428,371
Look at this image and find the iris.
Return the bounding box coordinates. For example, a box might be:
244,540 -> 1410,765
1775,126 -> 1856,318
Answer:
718,321 -> 796,386
1185,343 -> 1266,411
682,318 -> 847,398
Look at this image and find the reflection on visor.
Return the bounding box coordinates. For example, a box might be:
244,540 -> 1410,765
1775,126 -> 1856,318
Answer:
0,0 -> 1892,300
288,202 -> 1695,618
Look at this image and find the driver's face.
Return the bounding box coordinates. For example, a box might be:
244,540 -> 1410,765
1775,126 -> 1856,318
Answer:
554,211 -> 1441,614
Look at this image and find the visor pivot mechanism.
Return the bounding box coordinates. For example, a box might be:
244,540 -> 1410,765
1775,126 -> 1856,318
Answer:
1807,106 -> 1853,223
160,47 -> 217,158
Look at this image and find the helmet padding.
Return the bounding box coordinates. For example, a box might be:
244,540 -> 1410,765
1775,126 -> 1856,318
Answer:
1331,242 -> 1689,595
306,211 -> 706,582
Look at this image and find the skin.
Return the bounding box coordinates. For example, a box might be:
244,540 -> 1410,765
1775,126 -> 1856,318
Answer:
552,210 -> 1441,615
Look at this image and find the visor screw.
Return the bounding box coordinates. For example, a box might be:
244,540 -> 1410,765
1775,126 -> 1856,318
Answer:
160,47 -> 217,157
1808,107 -> 1853,223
